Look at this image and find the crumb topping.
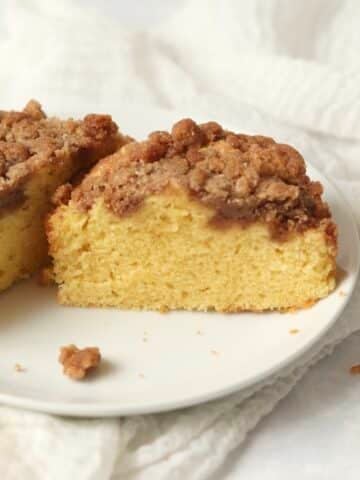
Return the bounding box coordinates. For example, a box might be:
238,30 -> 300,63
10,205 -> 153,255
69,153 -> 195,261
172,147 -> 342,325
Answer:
0,100 -> 120,209
71,118 -> 335,239
59,344 -> 101,380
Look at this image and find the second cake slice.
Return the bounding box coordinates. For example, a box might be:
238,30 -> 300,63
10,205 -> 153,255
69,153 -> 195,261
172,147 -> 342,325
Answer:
0,100 -> 127,292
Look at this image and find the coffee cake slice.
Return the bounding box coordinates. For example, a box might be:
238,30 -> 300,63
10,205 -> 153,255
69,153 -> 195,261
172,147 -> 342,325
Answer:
47,119 -> 337,312
0,100 -> 127,292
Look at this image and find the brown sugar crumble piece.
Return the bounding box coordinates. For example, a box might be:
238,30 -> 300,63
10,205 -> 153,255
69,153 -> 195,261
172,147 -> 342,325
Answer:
14,363 -> 26,372
59,344 -> 101,380
289,328 -> 300,335
350,365 -> 360,375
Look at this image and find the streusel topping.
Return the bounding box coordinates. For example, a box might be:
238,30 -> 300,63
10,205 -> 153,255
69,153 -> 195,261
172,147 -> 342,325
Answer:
71,118 -> 335,239
0,100 -> 119,209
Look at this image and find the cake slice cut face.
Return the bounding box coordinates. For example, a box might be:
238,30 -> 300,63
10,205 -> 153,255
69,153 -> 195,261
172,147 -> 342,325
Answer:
0,100 -> 126,292
47,119 -> 337,312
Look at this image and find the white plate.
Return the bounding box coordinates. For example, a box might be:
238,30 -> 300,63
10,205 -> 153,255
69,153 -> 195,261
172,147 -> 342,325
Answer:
0,165 -> 358,417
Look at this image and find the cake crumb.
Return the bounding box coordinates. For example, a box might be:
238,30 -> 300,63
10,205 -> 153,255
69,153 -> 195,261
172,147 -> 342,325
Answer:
302,299 -> 316,309
350,365 -> 360,375
14,363 -> 26,372
289,328 -> 300,335
138,373 -> 145,379
283,306 -> 298,314
211,349 -> 220,356
59,344 -> 101,380
159,305 -> 170,313
196,330 -> 204,336
339,290 -> 347,297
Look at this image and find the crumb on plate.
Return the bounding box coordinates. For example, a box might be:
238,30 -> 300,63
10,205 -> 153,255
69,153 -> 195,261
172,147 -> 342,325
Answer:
350,364 -> 360,375
14,363 -> 26,372
289,328 -> 300,335
59,344 -> 101,380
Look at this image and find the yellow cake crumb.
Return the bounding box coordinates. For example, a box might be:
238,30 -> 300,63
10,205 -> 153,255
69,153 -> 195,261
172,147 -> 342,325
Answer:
289,328 -> 300,335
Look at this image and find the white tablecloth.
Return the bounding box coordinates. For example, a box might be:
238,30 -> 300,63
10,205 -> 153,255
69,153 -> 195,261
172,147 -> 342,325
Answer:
1,1 -> 360,478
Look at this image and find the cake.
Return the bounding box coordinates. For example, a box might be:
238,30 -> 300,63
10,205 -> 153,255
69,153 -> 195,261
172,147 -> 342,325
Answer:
47,119 -> 337,312
0,100 -> 127,292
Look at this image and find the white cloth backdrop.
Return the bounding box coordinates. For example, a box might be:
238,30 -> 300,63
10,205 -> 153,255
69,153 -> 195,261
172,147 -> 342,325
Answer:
1,0 -> 360,478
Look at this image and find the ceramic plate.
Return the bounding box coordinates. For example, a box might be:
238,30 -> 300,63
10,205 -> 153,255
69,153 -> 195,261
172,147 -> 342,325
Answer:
0,164 -> 358,417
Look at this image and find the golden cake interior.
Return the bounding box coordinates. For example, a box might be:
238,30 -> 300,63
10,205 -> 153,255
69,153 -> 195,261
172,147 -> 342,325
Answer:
0,100 -> 125,292
47,119 -> 337,312
48,190 -> 336,311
